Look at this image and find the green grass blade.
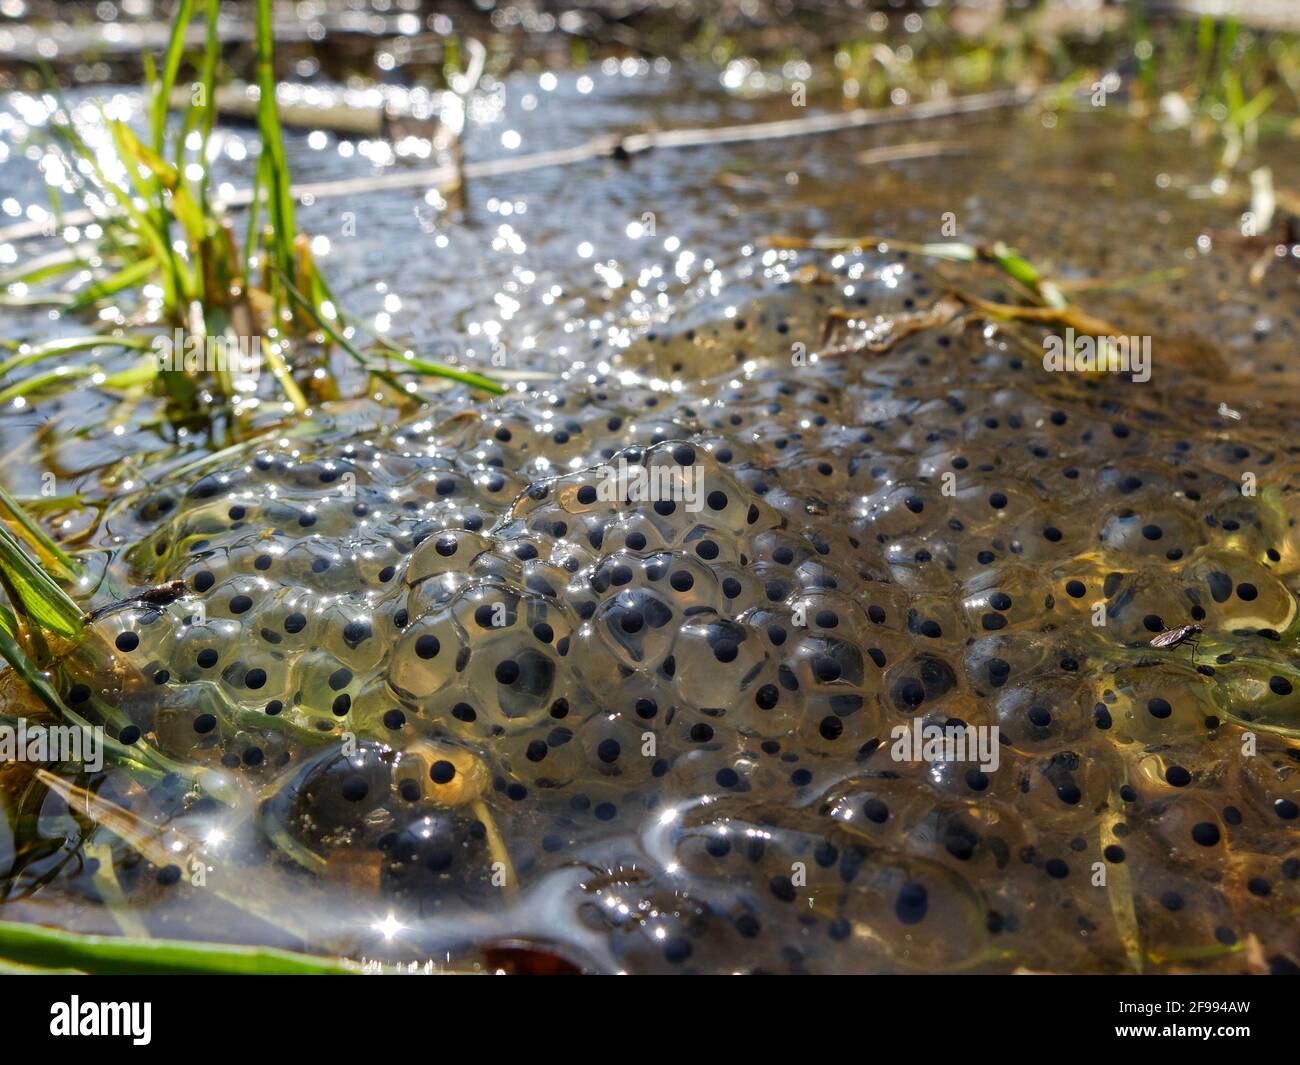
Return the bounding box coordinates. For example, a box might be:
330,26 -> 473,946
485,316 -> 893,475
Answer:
989,241 -> 1069,310
379,351 -> 510,394
0,920 -> 359,975
0,248 -> 86,288
0,367 -> 97,404
254,0 -> 298,280
278,272 -> 505,395
244,151 -> 268,279
259,336 -> 309,413
0,485 -> 80,581
149,0 -> 195,155
0,522 -> 83,636
101,357 -> 160,391
66,257 -> 161,312
0,334 -> 155,379
197,0 -> 221,211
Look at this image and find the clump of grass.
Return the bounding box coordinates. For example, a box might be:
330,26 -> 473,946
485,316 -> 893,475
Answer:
730,4 -> 1298,176
3,0 -> 501,421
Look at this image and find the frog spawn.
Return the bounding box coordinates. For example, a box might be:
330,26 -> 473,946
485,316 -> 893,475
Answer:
70,257 -> 1300,973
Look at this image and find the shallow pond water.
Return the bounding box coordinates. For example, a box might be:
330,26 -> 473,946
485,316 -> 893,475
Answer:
2,58 -> 1299,973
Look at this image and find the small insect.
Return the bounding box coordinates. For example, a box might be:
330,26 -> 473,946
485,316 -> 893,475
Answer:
1148,623 -> 1203,654
82,579 -> 189,623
